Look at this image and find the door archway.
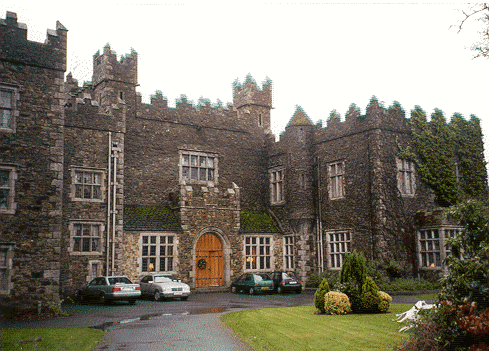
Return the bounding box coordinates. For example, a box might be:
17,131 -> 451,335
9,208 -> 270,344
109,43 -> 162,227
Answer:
195,232 -> 223,287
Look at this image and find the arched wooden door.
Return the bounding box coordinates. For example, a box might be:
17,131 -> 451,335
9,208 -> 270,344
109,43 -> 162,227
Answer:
195,233 -> 223,287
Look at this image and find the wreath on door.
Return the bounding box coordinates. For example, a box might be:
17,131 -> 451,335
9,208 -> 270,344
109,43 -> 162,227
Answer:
197,258 -> 207,269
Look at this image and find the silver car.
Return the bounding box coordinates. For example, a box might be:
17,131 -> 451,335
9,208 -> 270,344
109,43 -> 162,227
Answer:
140,274 -> 191,301
76,276 -> 141,304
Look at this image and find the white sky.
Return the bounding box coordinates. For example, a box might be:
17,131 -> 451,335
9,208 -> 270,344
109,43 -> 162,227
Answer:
2,1 -> 489,163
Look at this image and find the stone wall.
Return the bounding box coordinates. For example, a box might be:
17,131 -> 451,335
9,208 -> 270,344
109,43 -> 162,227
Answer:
0,11 -> 67,301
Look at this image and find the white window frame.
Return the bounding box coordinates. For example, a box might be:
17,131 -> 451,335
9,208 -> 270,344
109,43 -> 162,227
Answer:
68,222 -> 104,255
0,243 -> 14,294
70,167 -> 106,202
325,230 -> 351,269
0,84 -> 19,133
178,150 -> 218,185
269,167 -> 285,205
283,235 -> 294,270
397,158 -> 415,196
244,235 -> 273,272
140,233 -> 177,273
328,161 -> 345,200
0,165 -> 17,214
417,226 -> 462,270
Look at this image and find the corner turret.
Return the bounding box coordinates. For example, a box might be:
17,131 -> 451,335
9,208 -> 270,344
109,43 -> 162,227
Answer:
92,44 -> 138,115
233,74 -> 272,132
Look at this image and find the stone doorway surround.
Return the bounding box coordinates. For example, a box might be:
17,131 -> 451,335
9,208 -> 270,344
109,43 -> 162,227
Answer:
192,227 -> 232,288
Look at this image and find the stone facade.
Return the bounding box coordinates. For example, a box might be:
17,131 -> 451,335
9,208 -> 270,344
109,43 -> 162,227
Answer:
1,11 -> 487,300
0,12 -> 67,301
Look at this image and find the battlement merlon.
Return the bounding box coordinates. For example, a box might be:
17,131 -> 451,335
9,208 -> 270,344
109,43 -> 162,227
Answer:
233,75 -> 272,109
92,44 -> 138,88
0,11 -> 67,71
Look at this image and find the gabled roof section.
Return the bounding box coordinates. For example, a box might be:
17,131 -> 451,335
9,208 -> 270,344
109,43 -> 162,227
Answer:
124,205 -> 181,232
287,105 -> 313,127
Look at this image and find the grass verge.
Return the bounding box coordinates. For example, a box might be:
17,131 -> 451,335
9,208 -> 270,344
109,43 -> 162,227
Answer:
221,304 -> 413,351
0,328 -> 103,351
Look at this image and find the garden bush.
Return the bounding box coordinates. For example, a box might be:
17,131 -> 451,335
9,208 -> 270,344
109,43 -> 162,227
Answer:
378,291 -> 392,313
314,278 -> 330,313
378,277 -> 439,292
360,276 -> 381,312
323,291 -> 351,315
340,250 -> 367,312
386,260 -> 403,278
306,270 -> 340,289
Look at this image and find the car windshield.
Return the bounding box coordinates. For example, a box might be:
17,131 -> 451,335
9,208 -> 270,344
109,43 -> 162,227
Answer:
254,273 -> 271,281
154,276 -> 173,283
283,272 -> 298,280
108,277 -> 133,285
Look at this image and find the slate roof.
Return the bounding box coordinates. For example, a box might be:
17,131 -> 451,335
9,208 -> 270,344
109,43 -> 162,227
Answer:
287,105 -> 313,127
124,205 -> 181,231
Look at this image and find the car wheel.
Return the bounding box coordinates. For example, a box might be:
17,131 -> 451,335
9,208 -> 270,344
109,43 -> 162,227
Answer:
249,287 -> 255,295
277,286 -> 283,294
99,293 -> 108,304
128,298 -> 137,305
154,290 -> 161,301
231,286 -> 237,293
181,296 -> 189,301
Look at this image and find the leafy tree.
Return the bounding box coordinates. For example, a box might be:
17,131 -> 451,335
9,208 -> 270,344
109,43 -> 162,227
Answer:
455,3 -> 489,59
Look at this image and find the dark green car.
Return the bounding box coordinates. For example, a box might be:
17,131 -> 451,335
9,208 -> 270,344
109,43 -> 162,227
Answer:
230,272 -> 274,295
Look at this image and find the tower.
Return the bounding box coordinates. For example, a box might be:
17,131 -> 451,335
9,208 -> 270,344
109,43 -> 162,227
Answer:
233,75 -> 272,132
92,44 -> 138,116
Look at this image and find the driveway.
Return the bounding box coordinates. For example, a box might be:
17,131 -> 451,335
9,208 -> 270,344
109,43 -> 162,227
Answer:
1,291 -> 426,350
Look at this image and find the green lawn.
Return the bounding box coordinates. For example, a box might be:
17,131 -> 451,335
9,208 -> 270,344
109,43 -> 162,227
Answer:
221,304 -> 413,351
412,293 -> 439,301
0,328 -> 103,351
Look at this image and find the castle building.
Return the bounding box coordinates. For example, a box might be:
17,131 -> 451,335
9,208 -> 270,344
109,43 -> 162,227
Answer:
0,12 -> 486,301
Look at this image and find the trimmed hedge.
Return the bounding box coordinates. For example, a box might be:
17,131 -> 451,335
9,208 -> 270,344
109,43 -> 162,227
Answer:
324,291 -> 351,315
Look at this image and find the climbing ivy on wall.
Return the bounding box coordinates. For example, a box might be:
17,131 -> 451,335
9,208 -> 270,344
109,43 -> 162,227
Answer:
399,107 -> 488,207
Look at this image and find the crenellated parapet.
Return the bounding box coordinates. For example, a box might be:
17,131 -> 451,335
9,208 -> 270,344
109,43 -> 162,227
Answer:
233,74 -> 272,109
0,11 -> 67,71
314,96 -> 412,142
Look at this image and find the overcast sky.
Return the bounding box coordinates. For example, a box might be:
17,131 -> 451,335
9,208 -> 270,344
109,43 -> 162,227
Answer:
2,1 -> 489,162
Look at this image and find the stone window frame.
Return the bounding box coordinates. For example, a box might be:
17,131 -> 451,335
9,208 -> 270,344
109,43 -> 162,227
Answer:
0,83 -> 19,133
0,165 -> 17,215
416,226 -> 462,270
178,150 -> 219,186
325,229 -> 352,270
68,221 -> 105,255
243,235 -> 274,272
140,233 -> 178,274
0,243 -> 15,294
269,167 -> 285,205
283,235 -> 294,270
69,166 -> 106,203
328,160 -> 345,200
397,157 -> 416,196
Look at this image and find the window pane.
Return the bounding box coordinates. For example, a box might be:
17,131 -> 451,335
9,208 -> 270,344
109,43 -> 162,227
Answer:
208,158 -> 214,168
182,154 -> 189,166
93,186 -> 101,199
82,238 -> 90,252
191,156 -> 198,166
199,156 -> 207,167
0,91 -> 12,108
182,166 -> 189,179
199,168 -> 207,181
208,169 -> 214,181
0,171 -> 9,187
191,167 -> 198,180
150,236 -> 156,244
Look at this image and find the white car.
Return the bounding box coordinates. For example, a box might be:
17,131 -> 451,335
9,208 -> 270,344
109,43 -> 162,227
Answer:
140,274 -> 191,301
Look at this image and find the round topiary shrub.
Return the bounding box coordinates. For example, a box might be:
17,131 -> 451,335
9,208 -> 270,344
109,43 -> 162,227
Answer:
314,278 -> 330,313
324,291 -> 351,315
378,291 -> 392,313
360,276 -> 382,312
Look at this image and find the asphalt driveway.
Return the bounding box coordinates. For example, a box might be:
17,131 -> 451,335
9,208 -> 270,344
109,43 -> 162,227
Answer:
1,291 -> 431,350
